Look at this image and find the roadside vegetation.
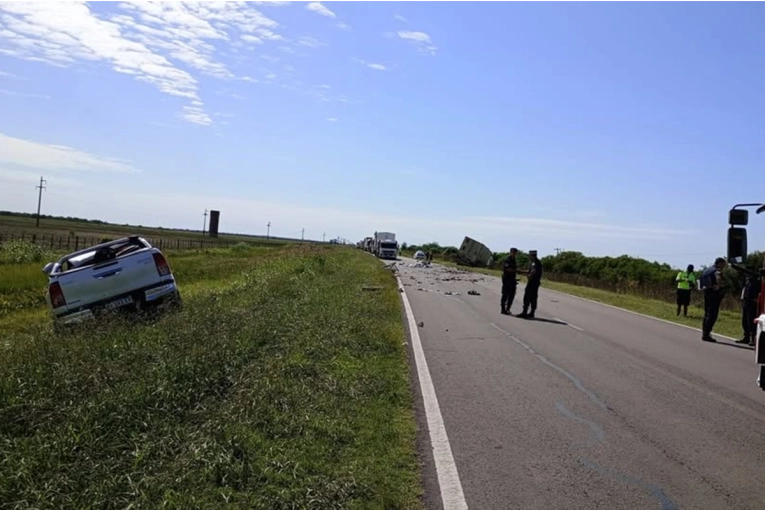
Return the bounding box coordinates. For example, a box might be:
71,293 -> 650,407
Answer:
0,243 -> 422,509
403,243 -> 761,340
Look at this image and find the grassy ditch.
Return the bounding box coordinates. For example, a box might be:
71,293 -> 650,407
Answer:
1,244 -> 280,322
435,259 -> 746,340
0,245 -> 422,509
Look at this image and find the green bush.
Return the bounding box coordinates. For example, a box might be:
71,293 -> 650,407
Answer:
0,240 -> 56,265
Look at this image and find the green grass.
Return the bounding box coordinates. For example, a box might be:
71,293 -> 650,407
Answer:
437,259 -> 746,340
0,246 -> 284,320
0,244 -> 422,509
541,280 -> 743,339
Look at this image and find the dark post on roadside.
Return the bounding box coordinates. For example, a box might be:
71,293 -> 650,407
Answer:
202,209 -> 208,237
208,210 -> 220,238
726,202 -> 765,390
35,176 -> 46,228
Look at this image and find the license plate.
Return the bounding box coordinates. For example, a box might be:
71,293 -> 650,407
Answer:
104,296 -> 134,310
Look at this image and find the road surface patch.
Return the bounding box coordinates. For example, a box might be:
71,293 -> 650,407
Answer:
397,274 -> 468,510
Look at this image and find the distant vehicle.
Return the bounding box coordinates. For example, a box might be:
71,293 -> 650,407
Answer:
42,236 -> 182,326
374,231 -> 399,259
414,250 -> 426,260
456,236 -> 494,267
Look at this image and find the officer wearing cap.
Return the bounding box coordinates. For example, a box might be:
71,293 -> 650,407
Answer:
519,250 -> 543,319
501,248 -> 519,315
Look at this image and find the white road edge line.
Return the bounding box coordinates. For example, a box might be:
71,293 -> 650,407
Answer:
396,275 -> 468,510
542,286 -> 738,341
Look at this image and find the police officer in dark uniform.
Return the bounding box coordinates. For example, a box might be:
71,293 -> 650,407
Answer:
501,248 -> 519,315
700,257 -> 727,342
736,268 -> 761,346
519,250 -> 542,319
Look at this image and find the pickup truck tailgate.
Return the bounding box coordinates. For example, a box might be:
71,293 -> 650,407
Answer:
57,251 -> 160,309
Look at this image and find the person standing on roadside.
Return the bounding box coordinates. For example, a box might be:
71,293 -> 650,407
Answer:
519,250 -> 543,319
675,264 -> 696,317
501,248 -> 519,315
736,269 -> 761,346
700,257 -> 727,342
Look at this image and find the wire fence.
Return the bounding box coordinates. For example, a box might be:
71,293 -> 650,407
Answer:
0,232 -> 241,252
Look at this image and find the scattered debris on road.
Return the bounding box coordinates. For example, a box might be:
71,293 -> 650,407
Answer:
418,321 -> 424,327
468,290 -> 481,296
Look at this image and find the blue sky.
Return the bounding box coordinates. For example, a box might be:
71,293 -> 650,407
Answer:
1,1 -> 765,268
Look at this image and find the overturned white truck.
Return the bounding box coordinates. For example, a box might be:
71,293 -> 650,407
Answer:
456,236 -> 494,268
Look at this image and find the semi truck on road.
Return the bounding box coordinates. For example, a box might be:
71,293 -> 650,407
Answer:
374,231 -> 399,260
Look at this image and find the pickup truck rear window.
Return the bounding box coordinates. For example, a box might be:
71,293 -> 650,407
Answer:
58,238 -> 149,273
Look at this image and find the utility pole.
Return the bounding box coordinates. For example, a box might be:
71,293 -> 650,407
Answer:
323,232 -> 326,243
35,176 -> 46,228
301,228 -> 305,242
202,209 -> 208,236
267,221 -> 271,241
554,247 -> 563,256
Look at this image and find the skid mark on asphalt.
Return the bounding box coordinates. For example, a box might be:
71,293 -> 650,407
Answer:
555,401 -> 604,444
580,458 -> 679,510
490,323 -> 606,411
492,316 -> 677,508
556,401 -> 678,510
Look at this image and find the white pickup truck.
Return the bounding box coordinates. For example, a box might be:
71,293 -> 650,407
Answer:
42,235 -> 182,326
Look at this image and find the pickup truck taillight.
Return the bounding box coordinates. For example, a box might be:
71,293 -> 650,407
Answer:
49,282 -> 67,308
152,252 -> 171,277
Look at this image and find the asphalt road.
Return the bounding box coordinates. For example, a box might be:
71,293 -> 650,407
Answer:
396,259 -> 765,510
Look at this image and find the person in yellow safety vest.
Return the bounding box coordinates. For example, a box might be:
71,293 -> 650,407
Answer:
675,264 -> 697,317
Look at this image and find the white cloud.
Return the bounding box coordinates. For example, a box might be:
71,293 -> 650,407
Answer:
336,22 -> 351,31
0,88 -> 49,99
0,132 -> 138,173
397,30 -> 438,56
0,1 -> 283,126
297,36 -> 326,48
306,2 -> 336,18
0,70 -> 24,80
398,31 -> 431,43
353,58 -> 387,71
394,14 -> 409,23
0,167 -> 85,190
467,216 -> 687,240
326,117 -> 338,122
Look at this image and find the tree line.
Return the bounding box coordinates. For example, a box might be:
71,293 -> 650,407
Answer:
402,242 -> 764,311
